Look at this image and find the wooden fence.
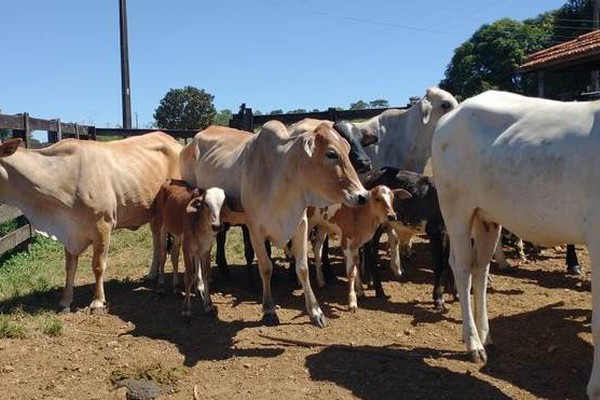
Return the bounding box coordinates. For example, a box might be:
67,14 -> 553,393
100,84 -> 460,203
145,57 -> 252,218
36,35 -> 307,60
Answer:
0,102 -> 410,256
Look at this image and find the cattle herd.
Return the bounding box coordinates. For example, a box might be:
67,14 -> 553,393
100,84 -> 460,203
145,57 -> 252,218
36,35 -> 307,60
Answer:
1,87 -> 600,397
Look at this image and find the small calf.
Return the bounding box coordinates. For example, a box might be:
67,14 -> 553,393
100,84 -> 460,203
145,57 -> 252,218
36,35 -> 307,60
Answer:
308,185 -> 411,311
154,179 -> 227,321
363,167 -> 453,310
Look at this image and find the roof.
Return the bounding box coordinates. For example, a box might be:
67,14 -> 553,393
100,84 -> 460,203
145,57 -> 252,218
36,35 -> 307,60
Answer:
520,29 -> 600,72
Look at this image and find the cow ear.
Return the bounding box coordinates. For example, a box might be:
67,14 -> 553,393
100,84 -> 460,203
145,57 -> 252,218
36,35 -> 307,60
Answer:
420,98 -> 433,124
186,195 -> 205,213
360,128 -> 378,146
303,136 -> 315,157
0,138 -> 22,157
393,188 -> 412,200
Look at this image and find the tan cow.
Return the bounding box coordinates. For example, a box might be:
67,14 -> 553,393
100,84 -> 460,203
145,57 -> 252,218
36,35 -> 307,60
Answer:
153,179 -> 228,320
0,133 -> 182,311
180,120 -> 369,327
307,185 -> 410,311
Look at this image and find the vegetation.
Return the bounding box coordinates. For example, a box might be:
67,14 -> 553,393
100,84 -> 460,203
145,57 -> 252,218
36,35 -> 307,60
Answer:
440,0 -> 596,101
154,86 -> 216,130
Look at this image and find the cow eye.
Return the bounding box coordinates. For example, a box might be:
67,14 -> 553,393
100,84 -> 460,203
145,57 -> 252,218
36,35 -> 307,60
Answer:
325,150 -> 339,160
441,101 -> 452,110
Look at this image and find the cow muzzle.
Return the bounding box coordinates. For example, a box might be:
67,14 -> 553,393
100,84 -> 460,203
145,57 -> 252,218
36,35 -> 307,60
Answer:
387,213 -> 397,222
211,222 -> 223,233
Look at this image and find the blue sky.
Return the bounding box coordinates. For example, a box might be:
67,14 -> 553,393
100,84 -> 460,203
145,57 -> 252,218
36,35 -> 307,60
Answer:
1,0 -> 568,128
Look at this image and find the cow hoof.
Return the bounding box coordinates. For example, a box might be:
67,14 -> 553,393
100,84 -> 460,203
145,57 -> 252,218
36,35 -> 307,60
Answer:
567,265 -> 583,276
205,306 -> 218,318
90,305 -> 107,315
433,299 -> 445,312
261,313 -> 280,327
311,313 -> 328,328
469,348 -> 487,363
58,306 -> 71,314
348,305 -> 358,313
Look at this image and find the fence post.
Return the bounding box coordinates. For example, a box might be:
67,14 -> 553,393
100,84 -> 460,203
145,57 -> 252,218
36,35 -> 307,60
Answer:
88,126 -> 97,141
243,107 -> 254,132
74,123 -> 80,140
13,113 -> 31,148
48,118 -> 61,143
327,107 -> 338,122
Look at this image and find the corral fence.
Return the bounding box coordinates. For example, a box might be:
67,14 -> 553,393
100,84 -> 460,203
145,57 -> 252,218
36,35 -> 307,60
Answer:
0,102 -> 410,256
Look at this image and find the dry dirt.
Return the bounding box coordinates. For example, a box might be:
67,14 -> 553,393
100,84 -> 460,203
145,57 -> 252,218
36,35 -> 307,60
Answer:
0,238 -> 593,400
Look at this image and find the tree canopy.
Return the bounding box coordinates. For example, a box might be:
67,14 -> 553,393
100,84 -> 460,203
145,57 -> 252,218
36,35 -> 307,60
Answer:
154,86 -> 216,130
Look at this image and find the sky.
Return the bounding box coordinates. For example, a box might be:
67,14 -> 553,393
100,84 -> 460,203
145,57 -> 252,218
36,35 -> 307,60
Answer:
0,0 -> 569,129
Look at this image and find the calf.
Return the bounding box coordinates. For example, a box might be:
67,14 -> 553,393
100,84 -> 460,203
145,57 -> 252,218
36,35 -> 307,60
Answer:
363,167 -> 453,310
307,185 -> 411,311
154,179 -> 227,321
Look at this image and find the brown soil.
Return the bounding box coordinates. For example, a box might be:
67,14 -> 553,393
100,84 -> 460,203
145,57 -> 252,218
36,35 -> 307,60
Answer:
0,239 -> 592,400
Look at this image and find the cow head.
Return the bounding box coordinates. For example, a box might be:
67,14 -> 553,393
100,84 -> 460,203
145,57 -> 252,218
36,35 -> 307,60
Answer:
332,121 -> 376,174
186,187 -> 227,233
369,185 -> 411,223
302,123 -> 370,208
419,87 -> 458,125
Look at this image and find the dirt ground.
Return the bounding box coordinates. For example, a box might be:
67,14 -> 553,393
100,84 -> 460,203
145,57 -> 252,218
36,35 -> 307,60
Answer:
0,237 -> 593,400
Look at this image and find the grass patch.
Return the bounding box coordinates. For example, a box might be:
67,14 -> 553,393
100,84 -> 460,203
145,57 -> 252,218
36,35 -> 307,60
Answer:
0,314 -> 26,339
37,314 -> 63,336
110,363 -> 188,386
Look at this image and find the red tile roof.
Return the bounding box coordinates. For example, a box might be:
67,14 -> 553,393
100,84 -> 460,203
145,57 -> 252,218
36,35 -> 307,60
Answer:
520,29 -> 600,72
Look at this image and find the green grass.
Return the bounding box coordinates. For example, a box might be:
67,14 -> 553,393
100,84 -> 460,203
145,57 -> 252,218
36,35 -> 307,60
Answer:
0,223 -> 259,338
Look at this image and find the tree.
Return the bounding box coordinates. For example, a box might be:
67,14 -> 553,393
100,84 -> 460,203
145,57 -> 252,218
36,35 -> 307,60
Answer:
288,108 -> 307,114
269,109 -> 283,115
552,0 -> 594,41
440,17 -> 553,100
369,99 -> 389,109
350,100 -> 369,110
154,86 -> 216,129
214,109 -> 232,126
0,108 -> 10,141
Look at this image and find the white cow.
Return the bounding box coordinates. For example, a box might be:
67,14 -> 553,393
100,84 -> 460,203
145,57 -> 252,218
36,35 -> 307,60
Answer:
431,90 -> 600,398
337,86 -> 458,173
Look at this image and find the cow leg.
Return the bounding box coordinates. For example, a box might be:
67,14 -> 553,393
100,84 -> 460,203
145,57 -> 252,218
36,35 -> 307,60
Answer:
471,219 -> 500,349
364,227 -> 388,298
586,238 -> 600,398
156,228 -> 169,296
59,248 -> 79,312
493,239 -> 510,271
446,214 -> 486,362
144,219 -> 161,282
90,224 -> 111,312
515,237 -> 527,263
247,227 -> 279,326
242,225 -> 257,287
388,226 -> 402,277
170,235 -> 181,295
427,223 -> 446,311
291,214 -> 327,327
566,244 -> 582,275
198,250 -> 216,316
312,227 -> 327,288
344,244 -> 360,312
216,227 -> 229,279
181,251 -> 196,323
321,236 -> 339,284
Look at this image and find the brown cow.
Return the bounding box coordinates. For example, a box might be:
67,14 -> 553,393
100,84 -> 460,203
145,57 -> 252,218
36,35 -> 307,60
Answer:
0,133 -> 182,311
153,179 -> 228,320
179,120 -> 369,327
307,185 -> 410,311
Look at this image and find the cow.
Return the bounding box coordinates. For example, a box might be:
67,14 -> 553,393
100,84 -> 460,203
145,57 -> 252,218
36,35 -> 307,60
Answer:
153,179 -> 229,321
179,120 -> 369,327
214,117 -> 378,285
307,185 -> 411,311
335,87 -> 458,173
430,90 -> 600,398
362,167 -> 452,310
0,133 -> 182,312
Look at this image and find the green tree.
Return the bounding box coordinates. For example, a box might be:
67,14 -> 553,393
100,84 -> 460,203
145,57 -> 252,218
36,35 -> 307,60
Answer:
552,0 -> 594,41
288,108 -> 307,114
369,99 -> 389,108
350,100 -> 369,110
269,109 -> 283,115
440,17 -> 553,100
214,109 -> 232,126
153,86 -> 216,129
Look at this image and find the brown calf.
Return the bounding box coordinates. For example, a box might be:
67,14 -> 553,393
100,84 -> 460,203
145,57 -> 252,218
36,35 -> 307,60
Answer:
307,185 -> 411,311
154,179 -> 227,321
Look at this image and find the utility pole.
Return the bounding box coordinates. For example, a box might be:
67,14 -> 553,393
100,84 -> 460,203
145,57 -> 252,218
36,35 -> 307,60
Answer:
592,0 -> 600,92
119,0 -> 132,129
